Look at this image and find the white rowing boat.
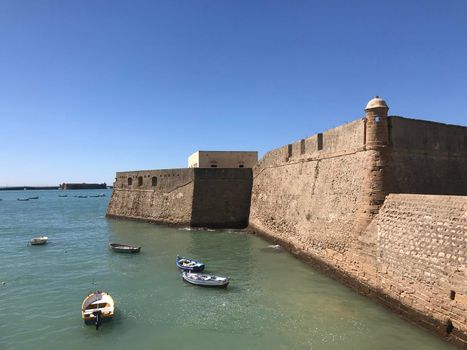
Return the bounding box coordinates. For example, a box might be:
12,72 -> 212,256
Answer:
81,291 -> 115,329
182,271 -> 229,288
30,236 -> 48,245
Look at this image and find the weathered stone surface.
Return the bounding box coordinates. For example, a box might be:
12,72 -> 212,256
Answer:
377,194 -> 467,341
107,104 -> 467,345
107,168 -> 252,228
191,168 -> 252,228
249,114 -> 467,345
107,169 -> 195,226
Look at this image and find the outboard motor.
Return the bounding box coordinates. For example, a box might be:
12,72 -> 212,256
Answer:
94,311 -> 102,330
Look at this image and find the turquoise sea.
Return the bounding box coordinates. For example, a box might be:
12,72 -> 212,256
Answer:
0,190 -> 453,349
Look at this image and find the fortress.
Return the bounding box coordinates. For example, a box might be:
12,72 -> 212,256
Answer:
107,97 -> 467,346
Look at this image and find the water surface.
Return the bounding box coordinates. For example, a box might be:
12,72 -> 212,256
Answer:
0,190 -> 453,349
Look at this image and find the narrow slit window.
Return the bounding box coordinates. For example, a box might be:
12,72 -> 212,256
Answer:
317,133 -> 323,151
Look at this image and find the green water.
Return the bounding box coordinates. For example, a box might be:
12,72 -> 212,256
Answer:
0,190 -> 453,349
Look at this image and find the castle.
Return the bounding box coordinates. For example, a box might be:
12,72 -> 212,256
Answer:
107,97 -> 467,346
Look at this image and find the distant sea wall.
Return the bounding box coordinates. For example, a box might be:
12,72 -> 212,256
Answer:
107,168 -> 252,228
0,186 -> 58,191
59,183 -> 107,190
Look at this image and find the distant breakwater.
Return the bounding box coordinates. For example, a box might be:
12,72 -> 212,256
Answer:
0,186 -> 58,191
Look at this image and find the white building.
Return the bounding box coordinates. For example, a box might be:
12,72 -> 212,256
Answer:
188,151 -> 258,168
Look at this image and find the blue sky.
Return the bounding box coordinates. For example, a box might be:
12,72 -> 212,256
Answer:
0,0 -> 466,186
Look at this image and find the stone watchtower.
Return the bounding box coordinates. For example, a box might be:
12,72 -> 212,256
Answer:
364,96 -> 390,148
360,96 -> 391,219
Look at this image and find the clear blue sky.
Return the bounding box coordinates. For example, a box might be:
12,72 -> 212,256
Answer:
1,0 -> 466,186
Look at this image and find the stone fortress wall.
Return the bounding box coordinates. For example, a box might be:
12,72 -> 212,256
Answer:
107,168 -> 252,228
107,169 -> 195,226
107,96 -> 467,345
376,194 -> 467,341
387,117 -> 467,194
248,97 -> 467,345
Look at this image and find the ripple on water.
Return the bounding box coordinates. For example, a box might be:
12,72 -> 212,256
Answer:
0,190 -> 456,350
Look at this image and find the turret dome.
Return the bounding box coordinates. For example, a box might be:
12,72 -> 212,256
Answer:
365,96 -> 389,111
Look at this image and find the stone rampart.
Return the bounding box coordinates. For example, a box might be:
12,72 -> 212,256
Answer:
249,118 -> 376,280
192,168 -> 252,228
107,96 -> 467,344
376,194 -> 467,344
107,168 -> 252,228
249,113 -> 467,345
107,169 -> 195,225
388,117 -> 467,195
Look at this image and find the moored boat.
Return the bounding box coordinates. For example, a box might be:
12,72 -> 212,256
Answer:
27,196 -> 39,200
81,291 -> 115,329
58,195 -> 68,197
176,256 -> 205,272
30,236 -> 48,245
17,198 -> 29,201
182,271 -> 229,288
109,243 -> 141,253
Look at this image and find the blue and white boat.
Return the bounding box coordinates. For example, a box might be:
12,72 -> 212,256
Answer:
182,271 -> 229,288
176,256 -> 205,272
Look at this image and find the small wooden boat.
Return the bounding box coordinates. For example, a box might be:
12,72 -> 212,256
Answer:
109,243 -> 141,253
78,195 -> 88,198
81,291 -> 115,329
27,196 -> 39,200
30,236 -> 48,245
90,193 -> 106,198
176,256 -> 205,272
182,271 -> 229,288
17,198 -> 29,201
58,195 -> 68,197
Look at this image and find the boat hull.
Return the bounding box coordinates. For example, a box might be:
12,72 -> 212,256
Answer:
109,243 -> 141,253
182,272 -> 229,288
176,256 -> 205,272
81,291 -> 115,327
30,237 -> 48,245
83,314 -> 114,325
